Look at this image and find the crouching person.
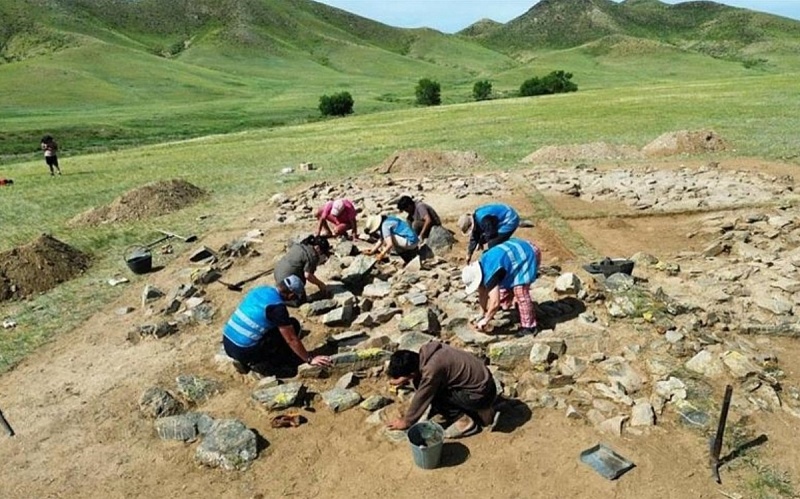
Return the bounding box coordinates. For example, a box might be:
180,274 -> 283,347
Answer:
222,275 -> 332,376
386,342 -> 498,438
362,214 -> 419,263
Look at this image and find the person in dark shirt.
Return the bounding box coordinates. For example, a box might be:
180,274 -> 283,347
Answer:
386,342 -> 498,439
396,195 -> 442,240
40,135 -> 62,176
222,275 -> 332,376
274,235 -> 332,299
458,204 -> 520,264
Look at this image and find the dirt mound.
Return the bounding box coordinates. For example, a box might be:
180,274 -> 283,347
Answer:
642,129 -> 728,157
374,149 -> 487,174
0,234 -> 90,301
69,179 -> 207,226
520,142 -> 641,164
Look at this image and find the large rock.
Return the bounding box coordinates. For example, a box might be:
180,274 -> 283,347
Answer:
175,375 -> 220,403
721,351 -> 761,379
685,350 -> 725,377
321,388 -> 362,413
398,307 -> 440,334
195,419 -> 258,471
139,387 -> 183,419
342,255 -> 377,285
155,412 -> 215,441
598,358 -> 645,394
363,280 -> 392,298
555,273 -> 582,294
426,226 -> 457,253
397,332 -> 435,352
488,337 -> 536,369
630,401 -> 656,427
330,349 -> 391,372
301,299 -> 339,317
322,304 -> 356,327
251,382 -> 304,410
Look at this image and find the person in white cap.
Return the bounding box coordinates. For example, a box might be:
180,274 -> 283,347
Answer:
458,203 -> 520,264
362,214 -> 419,263
461,238 -> 541,335
316,198 -> 358,240
222,276 -> 332,375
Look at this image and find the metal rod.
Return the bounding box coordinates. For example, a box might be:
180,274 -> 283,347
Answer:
0,409 -> 15,437
710,385 -> 733,483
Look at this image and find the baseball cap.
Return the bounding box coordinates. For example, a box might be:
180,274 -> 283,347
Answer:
458,213 -> 473,235
282,275 -> 306,301
331,199 -> 345,217
461,262 -> 483,294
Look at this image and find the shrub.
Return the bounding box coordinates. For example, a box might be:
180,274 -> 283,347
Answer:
415,78 -> 441,106
319,91 -> 354,117
473,80 -> 492,101
520,70 -> 578,97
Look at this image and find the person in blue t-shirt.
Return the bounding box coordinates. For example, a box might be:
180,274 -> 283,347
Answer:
458,203 -> 520,264
222,275 -> 332,375
362,214 -> 420,263
461,238 -> 541,336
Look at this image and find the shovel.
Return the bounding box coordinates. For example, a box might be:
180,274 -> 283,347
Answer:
219,268 -> 274,292
157,229 -> 197,243
0,408 -> 14,437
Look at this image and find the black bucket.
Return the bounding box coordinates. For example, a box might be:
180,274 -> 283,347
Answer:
125,245 -> 152,274
583,257 -> 634,278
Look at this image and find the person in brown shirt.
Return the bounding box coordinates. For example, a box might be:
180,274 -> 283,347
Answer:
386,342 -> 498,438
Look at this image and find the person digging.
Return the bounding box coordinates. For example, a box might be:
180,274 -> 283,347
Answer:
461,237 -> 541,336
362,214 -> 419,264
273,235 -> 332,301
386,343 -> 499,439
396,195 -> 442,241
222,275 -> 332,376
459,203 -> 520,264
316,198 -> 358,240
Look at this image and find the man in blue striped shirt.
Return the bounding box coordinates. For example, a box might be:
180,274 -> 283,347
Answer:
222,275 -> 332,375
461,238 -> 541,336
458,204 -> 520,264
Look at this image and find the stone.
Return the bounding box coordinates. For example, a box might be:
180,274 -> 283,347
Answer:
685,350 -> 724,377
139,387 -> 183,419
189,246 -> 216,262
251,382 -> 304,410
322,304 -> 355,327
452,324 -> 495,345
721,351 -> 761,379
116,306 -> 135,316
559,355 -> 588,377
332,290 -> 357,308
403,292 -> 428,306
555,273 -> 582,294
296,363 -> 324,379
335,241 -> 357,258
630,252 -> 659,266
335,372 -> 357,390
301,299 -> 339,317
185,297 -> 205,309
330,330 -> 368,346
654,377 -> 687,402
257,376 -> 280,389
191,267 -> 222,285
675,400 -> 710,429
329,349 -> 391,371
404,256 -> 422,273
360,395 -> 392,411
141,284 -> 165,307
753,294 -> 793,315
155,412 -> 215,441
534,338 -> 567,357
108,277 -> 129,286
397,332 -> 435,353
342,255 -> 377,285
598,415 -> 628,436
565,405 -> 582,419
398,308 -> 440,334
363,280 -> 392,298
529,343 -> 552,366
598,357 -> 645,394
592,383 -> 634,406
175,375 -> 221,403
426,226 -> 457,252
488,337 -> 536,369
665,330 -> 684,343
322,387 -> 362,413
195,419 -> 258,471
630,401 -> 656,427
604,273 -> 635,293
701,241 -> 730,257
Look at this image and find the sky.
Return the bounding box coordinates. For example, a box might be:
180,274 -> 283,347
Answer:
315,0 -> 800,33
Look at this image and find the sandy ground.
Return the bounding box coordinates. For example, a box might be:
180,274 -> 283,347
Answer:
1,158 -> 799,499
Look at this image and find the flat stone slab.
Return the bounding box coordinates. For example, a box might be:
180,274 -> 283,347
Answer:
453,325 -> 495,345
329,349 -> 390,372
488,337 -> 536,368
251,382 -> 304,410
139,386 -> 183,419
155,412 -> 215,441
360,395 -> 392,411
322,388 -> 362,413
175,375 -> 221,403
195,419 -> 258,471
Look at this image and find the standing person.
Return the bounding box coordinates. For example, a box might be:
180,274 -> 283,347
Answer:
362,214 -> 419,263
396,195 -> 442,240
461,238 -> 541,336
222,276 -> 332,375
458,203 -> 520,264
274,235 -> 332,299
316,199 -> 358,240
40,135 -> 62,176
386,342 -> 498,439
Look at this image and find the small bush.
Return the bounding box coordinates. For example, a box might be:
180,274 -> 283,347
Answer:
319,91 -> 354,117
473,80 -> 492,101
520,70 -> 578,97
415,78 -> 441,106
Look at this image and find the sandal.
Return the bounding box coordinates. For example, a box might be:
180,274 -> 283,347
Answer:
270,413 -> 303,428
443,421 -> 480,439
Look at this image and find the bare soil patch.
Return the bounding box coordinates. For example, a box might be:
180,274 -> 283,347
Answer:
374,149 -> 487,174
68,179 -> 207,226
0,234 -> 90,301
521,141 -> 642,164
642,129 -> 728,157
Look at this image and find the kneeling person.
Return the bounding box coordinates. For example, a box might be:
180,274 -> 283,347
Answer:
222,276 -> 332,375
386,342 -> 497,438
363,214 -> 419,263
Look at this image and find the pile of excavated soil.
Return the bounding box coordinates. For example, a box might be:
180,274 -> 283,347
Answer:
520,142 -> 641,164
0,234 -> 90,301
374,149 -> 487,174
69,179 -> 207,226
642,129 -> 728,157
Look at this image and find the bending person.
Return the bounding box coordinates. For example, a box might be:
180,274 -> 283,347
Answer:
458,203 -> 520,264
274,235 -> 332,299
386,343 -> 498,439
362,214 -> 419,263
461,237 -> 541,336
316,199 -> 358,240
396,195 -> 442,240
222,276 -> 332,375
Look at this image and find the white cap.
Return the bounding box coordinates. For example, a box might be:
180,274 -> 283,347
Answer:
461,262 -> 483,294
364,215 -> 382,234
330,199 -> 345,217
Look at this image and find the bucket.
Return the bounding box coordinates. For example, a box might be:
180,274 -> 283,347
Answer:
407,421 -> 444,470
582,257 -> 634,278
124,245 -> 152,275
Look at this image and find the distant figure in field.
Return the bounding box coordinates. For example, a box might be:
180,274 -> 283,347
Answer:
40,135 -> 62,176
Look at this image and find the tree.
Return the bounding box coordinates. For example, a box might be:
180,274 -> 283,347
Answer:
318,91 -> 354,117
519,77 -> 545,97
520,70 -> 578,97
415,78 -> 441,106
472,80 -> 492,101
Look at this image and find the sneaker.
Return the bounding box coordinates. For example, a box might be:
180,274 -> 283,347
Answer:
516,326 -> 539,337
231,359 -> 251,375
